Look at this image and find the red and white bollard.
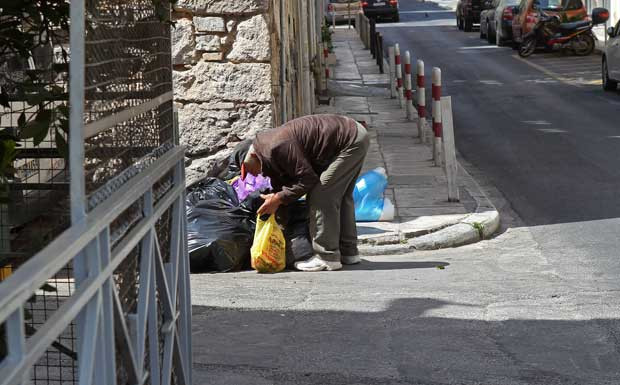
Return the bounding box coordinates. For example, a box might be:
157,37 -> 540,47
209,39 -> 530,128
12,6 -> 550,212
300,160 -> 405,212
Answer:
395,44 -> 404,107
416,60 -> 426,139
432,67 -> 443,166
324,47 -> 330,79
388,46 -> 396,98
404,51 -> 414,121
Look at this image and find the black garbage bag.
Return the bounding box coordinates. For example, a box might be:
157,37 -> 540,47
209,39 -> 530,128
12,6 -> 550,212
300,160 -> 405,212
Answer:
186,177 -> 254,273
187,177 -> 239,206
218,139 -> 253,181
282,201 -> 313,266
187,198 -> 254,273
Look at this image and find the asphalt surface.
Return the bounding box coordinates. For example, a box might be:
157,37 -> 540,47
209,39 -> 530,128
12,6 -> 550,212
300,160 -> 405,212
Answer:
191,227 -> 620,384
377,1 -> 620,227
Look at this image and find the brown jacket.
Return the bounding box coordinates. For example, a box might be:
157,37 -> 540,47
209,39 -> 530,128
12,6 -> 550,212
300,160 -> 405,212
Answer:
252,114 -> 358,204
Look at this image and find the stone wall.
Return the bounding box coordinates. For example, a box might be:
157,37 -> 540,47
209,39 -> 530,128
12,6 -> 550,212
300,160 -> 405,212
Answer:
172,0 -> 275,185
172,0 -> 322,185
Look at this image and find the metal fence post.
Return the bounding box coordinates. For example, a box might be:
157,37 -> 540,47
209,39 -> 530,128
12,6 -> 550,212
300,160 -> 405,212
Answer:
364,16 -> 369,47
369,18 -> 376,57
432,67 -> 443,167
376,33 -> 384,72
416,59 -> 426,139
404,51 -> 414,121
441,96 -> 459,202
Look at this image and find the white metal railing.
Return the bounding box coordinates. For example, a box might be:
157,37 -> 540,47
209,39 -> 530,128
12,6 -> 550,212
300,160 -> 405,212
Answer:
0,146 -> 191,385
0,1 -> 191,383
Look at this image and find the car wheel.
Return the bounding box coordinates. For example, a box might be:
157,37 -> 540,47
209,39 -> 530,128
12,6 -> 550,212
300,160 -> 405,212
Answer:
603,58 -> 618,91
487,27 -> 494,44
464,17 -> 473,32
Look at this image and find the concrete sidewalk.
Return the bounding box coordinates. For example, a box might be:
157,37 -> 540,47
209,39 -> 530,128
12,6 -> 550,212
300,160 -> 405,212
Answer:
317,28 -> 499,253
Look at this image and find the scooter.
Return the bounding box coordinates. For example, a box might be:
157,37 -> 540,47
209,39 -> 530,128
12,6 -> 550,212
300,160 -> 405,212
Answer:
518,7 -> 609,58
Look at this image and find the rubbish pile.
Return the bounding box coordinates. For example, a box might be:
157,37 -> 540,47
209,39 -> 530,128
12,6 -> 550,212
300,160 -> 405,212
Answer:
186,149 -> 394,273
186,144 -> 312,273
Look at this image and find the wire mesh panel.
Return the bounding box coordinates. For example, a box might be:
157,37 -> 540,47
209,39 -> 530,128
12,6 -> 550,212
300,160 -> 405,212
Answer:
83,0 -> 174,201
0,1 -> 191,384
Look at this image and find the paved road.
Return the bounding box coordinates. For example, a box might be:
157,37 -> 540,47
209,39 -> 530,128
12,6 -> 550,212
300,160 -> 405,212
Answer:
377,1 -> 620,227
191,227 -> 620,385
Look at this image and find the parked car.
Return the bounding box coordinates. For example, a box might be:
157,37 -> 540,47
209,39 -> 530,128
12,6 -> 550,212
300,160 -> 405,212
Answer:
603,19 -> 620,91
481,0 -> 520,45
480,0 -> 499,40
457,0 -> 482,32
325,0 -> 362,24
362,0 -> 400,22
512,0 -> 587,44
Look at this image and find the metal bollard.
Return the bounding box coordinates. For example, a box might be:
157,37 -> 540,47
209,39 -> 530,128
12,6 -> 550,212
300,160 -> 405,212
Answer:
324,46 -> 330,79
376,33 -> 383,72
416,60 -> 426,139
395,44 -> 403,108
370,18 -> 376,57
365,17 -> 371,49
432,67 -> 443,166
388,46 -> 396,98
404,51 -> 414,121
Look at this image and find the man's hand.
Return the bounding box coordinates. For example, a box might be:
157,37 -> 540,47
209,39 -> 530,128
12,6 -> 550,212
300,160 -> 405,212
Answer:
258,193 -> 282,215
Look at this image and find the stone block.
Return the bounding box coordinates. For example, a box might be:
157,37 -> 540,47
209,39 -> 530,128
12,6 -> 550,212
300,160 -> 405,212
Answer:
227,15 -> 270,62
202,52 -> 224,61
171,18 -> 195,65
177,102 -> 272,156
193,16 -> 225,32
176,0 -> 269,14
174,61 -> 272,102
196,35 -> 221,51
226,20 -> 236,32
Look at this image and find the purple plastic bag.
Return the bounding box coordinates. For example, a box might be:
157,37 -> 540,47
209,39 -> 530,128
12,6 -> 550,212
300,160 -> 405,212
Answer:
231,173 -> 272,201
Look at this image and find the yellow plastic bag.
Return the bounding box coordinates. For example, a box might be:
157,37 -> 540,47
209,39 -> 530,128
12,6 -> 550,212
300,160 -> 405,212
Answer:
251,214 -> 286,273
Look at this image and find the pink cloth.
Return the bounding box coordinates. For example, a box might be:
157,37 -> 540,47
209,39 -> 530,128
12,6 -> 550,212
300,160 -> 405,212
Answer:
231,173 -> 272,201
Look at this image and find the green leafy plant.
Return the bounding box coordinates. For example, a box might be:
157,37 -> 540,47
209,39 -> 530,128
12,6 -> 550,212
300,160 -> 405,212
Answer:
471,222 -> 485,239
321,24 -> 334,53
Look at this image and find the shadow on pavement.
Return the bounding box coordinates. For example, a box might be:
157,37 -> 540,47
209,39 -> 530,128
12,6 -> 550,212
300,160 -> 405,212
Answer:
191,298 -> 620,385
346,260 -> 450,270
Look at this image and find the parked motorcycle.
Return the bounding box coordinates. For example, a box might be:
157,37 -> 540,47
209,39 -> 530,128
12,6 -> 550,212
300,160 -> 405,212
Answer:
518,7 -> 609,58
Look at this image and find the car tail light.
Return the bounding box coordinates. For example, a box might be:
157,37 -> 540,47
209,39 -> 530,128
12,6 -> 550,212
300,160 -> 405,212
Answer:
503,7 -> 513,20
361,1 -> 369,7
328,3 -> 334,11
390,0 -> 398,5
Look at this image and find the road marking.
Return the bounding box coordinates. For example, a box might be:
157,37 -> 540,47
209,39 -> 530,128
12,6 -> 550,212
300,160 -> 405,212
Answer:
607,136 -> 620,139
400,10 -> 454,13
537,128 -> 567,133
525,79 -> 559,84
459,45 -> 503,50
513,55 -> 581,88
523,120 -> 552,125
479,80 -> 503,85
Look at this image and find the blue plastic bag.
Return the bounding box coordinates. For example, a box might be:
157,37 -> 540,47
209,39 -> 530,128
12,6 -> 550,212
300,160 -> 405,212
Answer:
354,168 -> 394,222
